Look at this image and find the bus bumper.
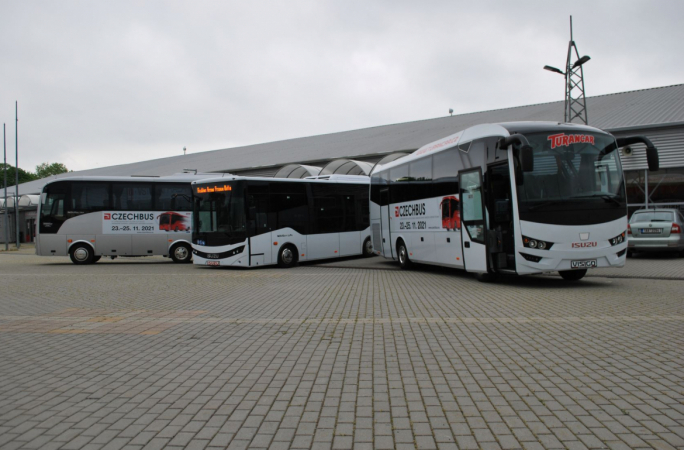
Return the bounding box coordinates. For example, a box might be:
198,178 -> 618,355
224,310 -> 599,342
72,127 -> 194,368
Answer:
192,241 -> 249,267
515,242 -> 627,275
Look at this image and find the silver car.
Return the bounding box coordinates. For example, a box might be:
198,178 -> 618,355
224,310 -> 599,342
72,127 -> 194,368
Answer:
627,209 -> 684,256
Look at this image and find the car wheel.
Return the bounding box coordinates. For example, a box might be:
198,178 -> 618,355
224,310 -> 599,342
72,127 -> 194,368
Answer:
277,245 -> 298,268
362,237 -> 374,257
397,240 -> 412,270
559,269 -> 587,281
170,243 -> 192,263
70,244 -> 95,265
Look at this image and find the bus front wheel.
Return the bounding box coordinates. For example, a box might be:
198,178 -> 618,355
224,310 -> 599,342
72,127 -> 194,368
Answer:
70,244 -> 95,265
362,237 -> 373,257
559,269 -> 587,281
278,245 -> 298,268
170,243 -> 193,263
397,240 -> 412,270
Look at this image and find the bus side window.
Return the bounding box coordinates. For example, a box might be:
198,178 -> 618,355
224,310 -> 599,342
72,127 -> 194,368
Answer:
433,149 -> 462,197
409,157 -> 432,202
314,196 -> 343,233
70,182 -> 110,216
112,183 -> 153,211
389,164 -> 409,204
247,182 -> 272,234
156,184 -> 193,211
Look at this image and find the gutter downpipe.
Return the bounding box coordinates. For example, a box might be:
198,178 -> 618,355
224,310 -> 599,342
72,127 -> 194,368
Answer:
3,124 -> 7,250
15,102 -> 19,249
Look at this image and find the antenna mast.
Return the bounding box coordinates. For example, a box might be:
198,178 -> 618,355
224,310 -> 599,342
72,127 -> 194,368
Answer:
564,16 -> 589,124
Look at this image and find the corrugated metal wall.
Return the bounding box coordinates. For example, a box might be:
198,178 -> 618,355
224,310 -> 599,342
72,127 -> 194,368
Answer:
614,125 -> 684,171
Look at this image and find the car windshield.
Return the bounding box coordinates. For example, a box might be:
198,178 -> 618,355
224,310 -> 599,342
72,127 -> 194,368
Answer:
516,132 -> 624,207
630,211 -> 675,223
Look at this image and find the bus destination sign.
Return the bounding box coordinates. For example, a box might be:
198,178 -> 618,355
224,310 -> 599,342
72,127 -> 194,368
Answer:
195,185 -> 232,194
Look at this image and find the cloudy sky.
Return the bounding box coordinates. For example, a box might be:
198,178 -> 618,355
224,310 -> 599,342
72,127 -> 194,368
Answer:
0,0 -> 682,172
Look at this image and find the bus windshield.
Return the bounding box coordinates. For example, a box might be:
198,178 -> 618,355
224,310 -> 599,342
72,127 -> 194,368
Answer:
193,181 -> 246,246
515,132 -> 626,225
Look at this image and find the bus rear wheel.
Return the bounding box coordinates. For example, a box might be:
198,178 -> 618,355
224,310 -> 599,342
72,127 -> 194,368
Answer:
362,237 -> 373,257
397,240 -> 412,270
170,243 -> 192,263
70,244 -> 95,265
278,245 -> 298,268
559,269 -> 587,281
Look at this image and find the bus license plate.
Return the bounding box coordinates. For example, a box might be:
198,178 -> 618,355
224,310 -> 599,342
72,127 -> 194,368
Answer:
571,259 -> 596,269
206,261 -> 220,266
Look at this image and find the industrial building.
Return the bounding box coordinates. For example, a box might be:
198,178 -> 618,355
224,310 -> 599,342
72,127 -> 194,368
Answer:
2,83 -> 683,244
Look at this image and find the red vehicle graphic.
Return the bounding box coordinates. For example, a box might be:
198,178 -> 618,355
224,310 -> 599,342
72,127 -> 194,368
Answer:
440,196 -> 461,230
158,212 -> 190,232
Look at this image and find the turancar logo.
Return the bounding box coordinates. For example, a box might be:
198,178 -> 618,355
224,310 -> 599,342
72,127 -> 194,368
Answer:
396,203 -> 426,217
547,133 -> 595,149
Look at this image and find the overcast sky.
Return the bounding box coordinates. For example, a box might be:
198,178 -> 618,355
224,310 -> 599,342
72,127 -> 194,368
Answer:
0,0 -> 682,172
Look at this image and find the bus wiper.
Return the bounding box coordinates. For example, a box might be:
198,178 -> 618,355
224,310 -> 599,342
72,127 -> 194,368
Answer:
528,200 -> 564,211
570,194 -> 622,206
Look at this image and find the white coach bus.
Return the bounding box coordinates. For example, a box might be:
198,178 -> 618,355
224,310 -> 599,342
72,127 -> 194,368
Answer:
370,122 -> 659,281
191,175 -> 372,267
37,174 -> 213,264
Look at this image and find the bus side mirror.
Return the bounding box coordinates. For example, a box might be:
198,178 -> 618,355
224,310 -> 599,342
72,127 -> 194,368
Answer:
616,135 -> 659,172
520,145 -> 534,172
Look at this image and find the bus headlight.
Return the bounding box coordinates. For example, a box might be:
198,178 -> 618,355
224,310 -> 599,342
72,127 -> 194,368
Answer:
609,231 -> 626,246
523,236 -> 553,250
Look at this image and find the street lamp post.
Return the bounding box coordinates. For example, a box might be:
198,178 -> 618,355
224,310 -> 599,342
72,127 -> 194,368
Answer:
544,16 -> 591,124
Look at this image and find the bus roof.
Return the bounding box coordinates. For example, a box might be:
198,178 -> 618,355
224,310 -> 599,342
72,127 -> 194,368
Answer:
41,173 -> 224,188
371,121 -> 612,175
192,174 -> 369,186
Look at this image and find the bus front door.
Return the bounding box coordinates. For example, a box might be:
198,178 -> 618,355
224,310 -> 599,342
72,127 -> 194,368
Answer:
380,187 -> 392,258
459,169 -> 488,273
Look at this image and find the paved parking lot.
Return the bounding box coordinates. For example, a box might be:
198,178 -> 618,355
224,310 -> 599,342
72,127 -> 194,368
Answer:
0,251 -> 683,450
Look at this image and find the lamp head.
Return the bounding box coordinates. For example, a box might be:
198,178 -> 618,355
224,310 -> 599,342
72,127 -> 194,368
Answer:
543,65 -> 565,75
572,55 -> 591,68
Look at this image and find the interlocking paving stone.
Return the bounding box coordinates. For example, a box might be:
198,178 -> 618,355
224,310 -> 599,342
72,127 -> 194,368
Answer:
0,253 -> 682,449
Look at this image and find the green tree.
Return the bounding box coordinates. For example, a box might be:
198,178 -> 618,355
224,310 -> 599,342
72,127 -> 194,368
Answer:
35,162 -> 69,179
0,164 -> 38,188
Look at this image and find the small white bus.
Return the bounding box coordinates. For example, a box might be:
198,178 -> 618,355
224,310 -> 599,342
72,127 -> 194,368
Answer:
37,174 -> 214,264
370,122 -> 658,281
192,175 -> 372,267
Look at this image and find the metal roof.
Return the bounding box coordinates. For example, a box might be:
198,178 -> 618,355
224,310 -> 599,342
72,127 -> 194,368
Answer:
8,83 -> 684,195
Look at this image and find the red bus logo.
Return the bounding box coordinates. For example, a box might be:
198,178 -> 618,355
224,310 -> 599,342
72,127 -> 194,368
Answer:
440,196 -> 461,230
104,213 -> 111,220
395,206 -> 399,217
158,212 -> 190,232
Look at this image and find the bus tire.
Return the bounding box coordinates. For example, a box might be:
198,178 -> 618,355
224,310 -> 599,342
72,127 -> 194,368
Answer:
170,243 -> 193,263
362,237 -> 373,257
92,255 -> 102,263
277,244 -> 298,268
559,269 -> 587,281
70,243 -> 95,265
397,240 -> 412,270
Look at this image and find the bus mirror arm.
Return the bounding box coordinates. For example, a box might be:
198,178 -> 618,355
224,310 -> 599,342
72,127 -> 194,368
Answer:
498,135 -> 534,173
615,136 -> 659,172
